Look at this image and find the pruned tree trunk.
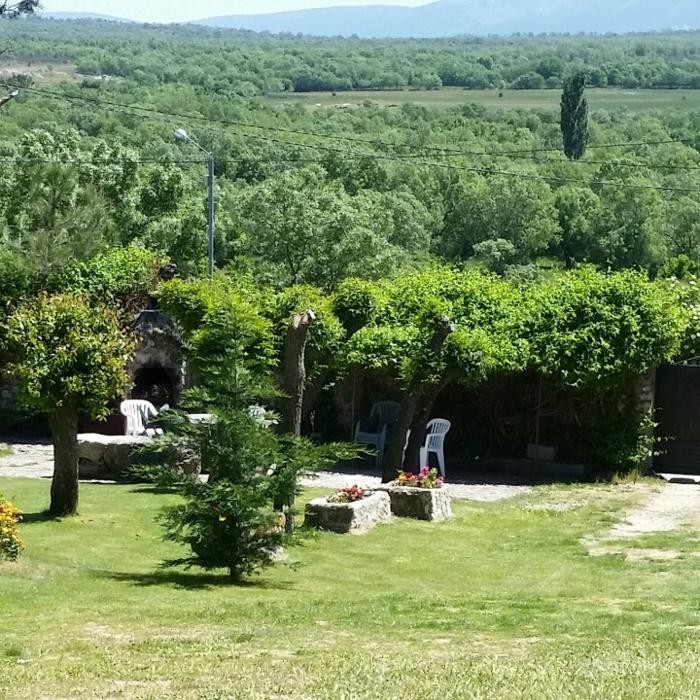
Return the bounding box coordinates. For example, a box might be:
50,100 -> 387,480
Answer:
280,309 -> 316,436
301,369 -> 329,423
277,310 -> 316,534
49,401 -> 79,518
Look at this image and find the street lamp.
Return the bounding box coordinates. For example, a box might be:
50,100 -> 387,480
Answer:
0,90 -> 19,109
174,128 -> 215,277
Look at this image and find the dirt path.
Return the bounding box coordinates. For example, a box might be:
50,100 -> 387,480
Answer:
0,442 -> 54,479
584,483 -> 700,559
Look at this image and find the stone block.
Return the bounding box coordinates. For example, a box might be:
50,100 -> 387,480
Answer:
78,433 -> 152,479
377,485 -> 452,521
527,444 -> 559,462
304,491 -> 391,534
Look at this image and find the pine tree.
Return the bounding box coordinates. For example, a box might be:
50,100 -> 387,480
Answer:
561,72 -> 589,161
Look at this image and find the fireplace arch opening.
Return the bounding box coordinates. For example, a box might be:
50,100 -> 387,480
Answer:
131,366 -> 176,408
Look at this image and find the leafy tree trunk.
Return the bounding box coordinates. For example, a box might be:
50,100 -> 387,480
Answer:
49,401 -> 79,517
382,393 -> 422,483
403,376 -> 453,471
280,310 -> 316,436
382,317 -> 455,482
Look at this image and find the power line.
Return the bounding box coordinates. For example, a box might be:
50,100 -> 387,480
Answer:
4,81 -> 697,161
2,152 -> 700,193
0,156 -> 205,165
3,84 -> 700,192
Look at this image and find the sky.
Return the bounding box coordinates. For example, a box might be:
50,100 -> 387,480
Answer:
41,0 -> 431,23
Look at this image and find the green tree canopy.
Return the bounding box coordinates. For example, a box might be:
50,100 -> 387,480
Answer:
3,294 -> 132,516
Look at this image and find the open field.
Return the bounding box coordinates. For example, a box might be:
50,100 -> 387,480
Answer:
7,63 -> 700,113
261,87 -> 700,112
3,477 -> 700,699
0,61 -> 78,87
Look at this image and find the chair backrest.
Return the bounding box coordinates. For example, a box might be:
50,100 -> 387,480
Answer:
120,400 -> 158,436
424,419 -> 451,450
370,401 -> 400,429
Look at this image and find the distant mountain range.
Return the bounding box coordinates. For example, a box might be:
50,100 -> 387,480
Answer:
196,0 -> 700,38
40,12 -> 131,23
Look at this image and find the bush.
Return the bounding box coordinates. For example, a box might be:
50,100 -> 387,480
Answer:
45,246 -> 165,312
159,408 -> 285,580
0,246 -> 35,312
0,495 -> 23,561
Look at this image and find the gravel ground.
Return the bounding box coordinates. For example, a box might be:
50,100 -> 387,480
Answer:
301,471 -> 531,502
0,441 -> 531,502
0,442 -> 54,479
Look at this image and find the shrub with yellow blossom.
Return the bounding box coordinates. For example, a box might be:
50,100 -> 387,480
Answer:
0,495 -> 23,561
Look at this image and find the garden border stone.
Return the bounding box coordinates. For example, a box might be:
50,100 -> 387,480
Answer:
304,491 -> 391,534
78,433 -> 152,479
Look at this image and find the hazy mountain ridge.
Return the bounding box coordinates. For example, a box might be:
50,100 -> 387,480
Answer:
41,12 -> 132,23
197,0 -> 700,37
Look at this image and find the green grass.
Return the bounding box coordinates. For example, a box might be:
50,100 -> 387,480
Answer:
0,443 -> 12,458
260,87 -> 700,113
1,477 -> 700,698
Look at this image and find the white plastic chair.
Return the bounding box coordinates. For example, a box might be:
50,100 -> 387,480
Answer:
420,419 -> 451,478
120,400 -> 162,437
354,401 -> 400,468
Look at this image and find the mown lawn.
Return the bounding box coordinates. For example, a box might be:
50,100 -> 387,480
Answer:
1,477 -> 700,699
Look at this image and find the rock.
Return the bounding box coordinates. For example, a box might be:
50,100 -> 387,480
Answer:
376,485 -> 452,521
304,491 -> 392,534
78,433 -> 152,479
175,448 -> 201,476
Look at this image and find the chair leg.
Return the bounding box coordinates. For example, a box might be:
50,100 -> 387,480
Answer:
375,438 -> 384,469
420,447 -> 427,470
437,448 -> 445,478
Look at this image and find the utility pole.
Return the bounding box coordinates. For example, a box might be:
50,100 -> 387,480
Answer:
207,152 -> 215,278
174,128 -> 216,277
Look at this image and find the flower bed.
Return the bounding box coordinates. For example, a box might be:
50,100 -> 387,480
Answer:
304,488 -> 391,534
395,467 -> 444,489
327,485 -> 368,504
0,495 -> 23,561
378,469 -> 452,522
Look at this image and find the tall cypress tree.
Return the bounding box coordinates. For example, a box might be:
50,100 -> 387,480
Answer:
561,72 -> 589,160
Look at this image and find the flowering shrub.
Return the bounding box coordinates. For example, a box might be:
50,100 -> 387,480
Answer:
395,467 -> 444,489
327,485 -> 367,504
0,495 -> 23,561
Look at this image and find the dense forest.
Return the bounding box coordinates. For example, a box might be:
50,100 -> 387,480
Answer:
1,19 -> 700,284
8,19 -> 700,92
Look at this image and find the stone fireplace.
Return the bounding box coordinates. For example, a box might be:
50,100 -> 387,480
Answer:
126,309 -> 185,408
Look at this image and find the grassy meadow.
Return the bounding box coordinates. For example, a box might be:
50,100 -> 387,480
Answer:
260,87 -> 700,112
2,476 -> 700,699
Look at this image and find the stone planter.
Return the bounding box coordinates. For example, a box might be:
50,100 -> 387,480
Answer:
377,485 -> 452,522
78,433 -> 152,479
304,491 -> 391,534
